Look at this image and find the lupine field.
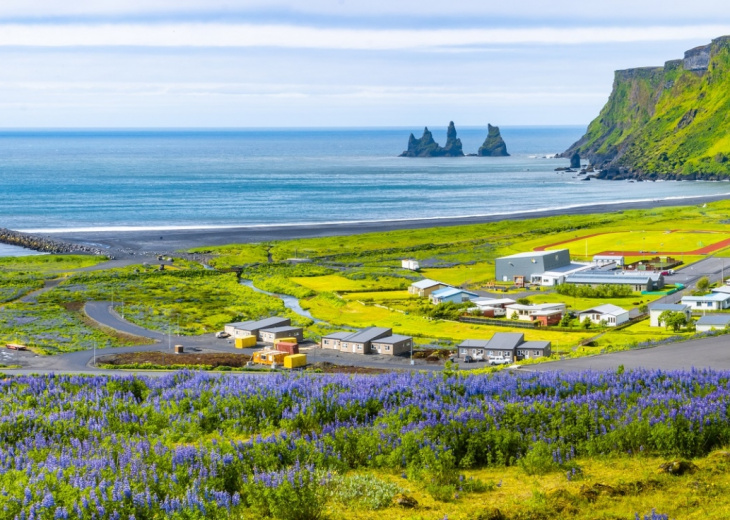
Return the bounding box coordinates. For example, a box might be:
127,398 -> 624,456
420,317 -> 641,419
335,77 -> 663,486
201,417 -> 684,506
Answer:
2,369 -> 730,519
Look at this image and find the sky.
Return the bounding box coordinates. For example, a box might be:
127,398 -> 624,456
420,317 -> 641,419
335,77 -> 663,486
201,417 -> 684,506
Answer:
1,1 -> 730,128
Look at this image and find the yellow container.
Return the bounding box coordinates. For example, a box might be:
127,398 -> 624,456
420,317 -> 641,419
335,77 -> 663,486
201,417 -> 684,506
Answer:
274,337 -> 298,347
253,350 -> 287,365
284,354 -> 307,369
235,336 -> 257,349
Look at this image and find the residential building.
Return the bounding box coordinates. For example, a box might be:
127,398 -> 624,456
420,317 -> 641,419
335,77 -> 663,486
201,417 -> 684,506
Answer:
681,292 -> 730,311
577,304 -> 629,327
408,279 -> 450,297
648,303 -> 692,327
259,326 -> 304,344
429,287 -> 479,305
457,332 -> 552,361
322,327 -> 393,354
320,332 -> 352,350
495,249 -> 571,283
696,315 -> 730,332
505,303 -> 566,322
468,297 -> 516,317
224,317 -> 291,339
371,335 -> 413,356
516,341 -> 552,359
564,272 -> 663,292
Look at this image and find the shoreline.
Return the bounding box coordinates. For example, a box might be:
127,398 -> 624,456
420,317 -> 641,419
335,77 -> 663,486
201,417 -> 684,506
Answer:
11,193 -> 728,259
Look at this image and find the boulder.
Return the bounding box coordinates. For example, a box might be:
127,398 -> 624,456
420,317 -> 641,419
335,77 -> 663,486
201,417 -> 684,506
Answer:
570,152 -> 581,169
394,494 -> 418,508
478,124 -> 510,156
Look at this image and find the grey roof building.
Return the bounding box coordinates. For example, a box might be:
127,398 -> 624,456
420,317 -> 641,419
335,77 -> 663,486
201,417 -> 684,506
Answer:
457,332 -> 551,360
322,326 -> 393,354
696,315 -> 730,332
495,249 -> 571,283
371,334 -> 414,356
224,317 -> 291,339
564,272 -> 663,291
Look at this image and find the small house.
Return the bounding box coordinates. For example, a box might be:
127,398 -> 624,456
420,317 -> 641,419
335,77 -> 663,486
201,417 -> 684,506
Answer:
429,287 -> 479,305
371,335 -> 413,356
577,304 -> 629,327
259,326 -> 304,344
504,303 -> 566,322
516,341 -> 552,360
224,317 -> 291,339
564,272 -> 663,292
648,303 -> 692,327
408,279 -> 450,297
320,331 -> 352,350
495,249 -> 572,283
593,254 -> 624,267
681,292 -> 730,311
696,314 -> 730,332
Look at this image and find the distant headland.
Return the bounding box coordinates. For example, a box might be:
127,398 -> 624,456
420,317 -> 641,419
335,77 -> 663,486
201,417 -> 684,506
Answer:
399,122 -> 509,157
563,35 -> 730,180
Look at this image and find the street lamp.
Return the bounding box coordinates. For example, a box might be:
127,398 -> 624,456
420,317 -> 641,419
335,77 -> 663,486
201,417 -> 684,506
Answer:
410,341 -> 414,365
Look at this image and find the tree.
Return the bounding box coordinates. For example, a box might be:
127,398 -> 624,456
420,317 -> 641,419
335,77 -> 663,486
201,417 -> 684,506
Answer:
658,310 -> 688,332
582,316 -> 592,329
516,297 -> 531,305
696,276 -> 710,293
559,313 -> 573,327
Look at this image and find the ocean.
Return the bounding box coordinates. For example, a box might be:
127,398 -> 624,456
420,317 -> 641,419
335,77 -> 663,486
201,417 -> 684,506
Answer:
1,127 -> 729,236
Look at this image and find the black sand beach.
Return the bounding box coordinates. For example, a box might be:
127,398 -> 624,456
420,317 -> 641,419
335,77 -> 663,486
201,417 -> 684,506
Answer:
31,194 -> 730,258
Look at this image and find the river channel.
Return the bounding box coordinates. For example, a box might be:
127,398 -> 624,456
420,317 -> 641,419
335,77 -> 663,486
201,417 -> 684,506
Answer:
240,279 -> 322,323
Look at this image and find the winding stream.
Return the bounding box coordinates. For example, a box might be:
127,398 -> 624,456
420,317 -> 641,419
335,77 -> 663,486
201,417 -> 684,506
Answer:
240,279 -> 322,323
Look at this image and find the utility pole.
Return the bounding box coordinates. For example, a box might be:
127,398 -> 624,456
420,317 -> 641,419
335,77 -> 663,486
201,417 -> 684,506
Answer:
93,340 -> 96,367
410,341 -> 414,365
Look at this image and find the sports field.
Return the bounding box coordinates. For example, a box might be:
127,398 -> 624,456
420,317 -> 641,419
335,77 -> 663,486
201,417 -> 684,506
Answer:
535,229 -> 730,258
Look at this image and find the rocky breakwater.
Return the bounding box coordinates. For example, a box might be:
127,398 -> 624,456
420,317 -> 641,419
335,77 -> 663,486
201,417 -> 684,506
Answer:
399,121 -> 464,157
0,228 -> 109,257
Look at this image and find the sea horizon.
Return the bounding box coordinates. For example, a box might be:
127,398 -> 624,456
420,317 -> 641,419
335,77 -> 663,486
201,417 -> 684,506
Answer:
3,126 -> 730,241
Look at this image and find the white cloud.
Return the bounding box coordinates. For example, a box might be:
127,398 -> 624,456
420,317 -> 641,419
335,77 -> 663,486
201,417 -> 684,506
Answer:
0,23 -> 728,49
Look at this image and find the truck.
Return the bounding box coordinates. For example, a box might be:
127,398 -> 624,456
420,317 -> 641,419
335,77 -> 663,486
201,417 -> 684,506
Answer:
488,354 -> 512,366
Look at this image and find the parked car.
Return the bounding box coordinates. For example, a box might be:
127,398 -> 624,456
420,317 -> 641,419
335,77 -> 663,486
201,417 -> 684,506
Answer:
215,331 -> 230,338
488,355 -> 511,366
660,270 -> 669,276
463,355 -> 475,363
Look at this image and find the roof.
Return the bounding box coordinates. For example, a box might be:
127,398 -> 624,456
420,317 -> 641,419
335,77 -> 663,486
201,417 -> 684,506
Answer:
227,317 -> 290,330
565,273 -> 654,284
649,304 -> 690,312
542,263 -> 591,274
371,334 -> 412,344
531,309 -> 563,316
505,303 -> 564,312
487,332 -> 525,350
712,286 -> 730,294
578,304 -> 628,316
498,249 -> 568,259
682,293 -> 730,302
411,279 -> 447,289
458,339 -> 491,348
260,326 -> 302,334
520,340 -> 551,350
697,315 -> 730,326
471,298 -> 516,306
431,287 -> 479,299
322,332 -> 353,340
341,327 -> 392,344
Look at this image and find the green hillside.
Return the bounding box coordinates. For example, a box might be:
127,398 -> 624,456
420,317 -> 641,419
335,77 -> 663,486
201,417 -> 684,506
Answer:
565,36 -> 730,178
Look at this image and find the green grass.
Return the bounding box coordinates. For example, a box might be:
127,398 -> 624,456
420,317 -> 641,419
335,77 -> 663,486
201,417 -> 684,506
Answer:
0,254 -> 107,272
291,274 -> 409,292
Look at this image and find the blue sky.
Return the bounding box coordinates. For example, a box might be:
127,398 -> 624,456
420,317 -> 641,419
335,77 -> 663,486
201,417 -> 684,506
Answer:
1,1 -> 729,127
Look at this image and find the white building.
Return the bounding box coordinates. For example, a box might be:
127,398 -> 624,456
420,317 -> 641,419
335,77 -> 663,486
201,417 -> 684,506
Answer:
401,259 -> 420,271
593,254 -> 625,267
696,315 -> 730,332
648,303 -> 692,327
538,263 -> 593,286
577,304 -> 629,327
505,303 -> 566,322
681,292 -> 730,311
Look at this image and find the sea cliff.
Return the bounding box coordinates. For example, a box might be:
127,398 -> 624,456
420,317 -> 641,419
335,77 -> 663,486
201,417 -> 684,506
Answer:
564,36 -> 730,179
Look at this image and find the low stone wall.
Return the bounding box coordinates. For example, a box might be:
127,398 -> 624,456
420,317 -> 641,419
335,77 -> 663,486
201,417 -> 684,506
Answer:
0,228 -> 107,257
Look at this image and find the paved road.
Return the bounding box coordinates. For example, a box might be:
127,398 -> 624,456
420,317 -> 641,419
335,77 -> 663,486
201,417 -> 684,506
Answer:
7,301 -> 442,374
527,333 -> 730,372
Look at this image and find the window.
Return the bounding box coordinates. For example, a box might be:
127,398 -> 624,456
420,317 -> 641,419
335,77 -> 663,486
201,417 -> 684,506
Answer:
385,345 -> 391,351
